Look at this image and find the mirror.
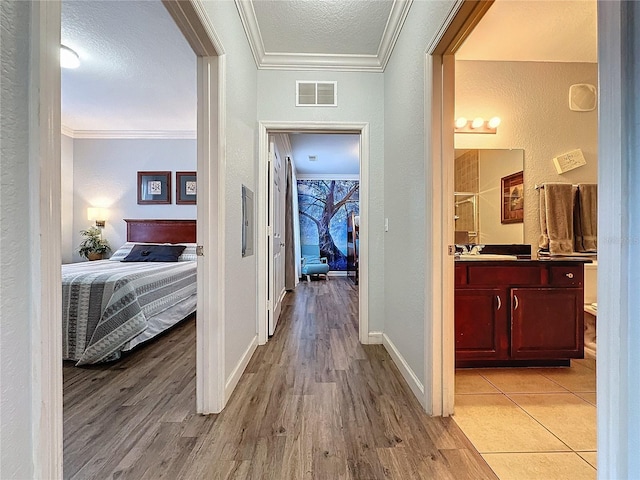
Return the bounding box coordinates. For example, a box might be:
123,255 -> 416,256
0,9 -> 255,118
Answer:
454,149 -> 524,245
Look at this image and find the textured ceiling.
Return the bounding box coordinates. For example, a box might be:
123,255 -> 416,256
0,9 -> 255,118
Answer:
456,0 -> 597,63
290,133 -> 360,176
61,0 -> 196,133
237,0 -> 409,71
253,0 -> 393,55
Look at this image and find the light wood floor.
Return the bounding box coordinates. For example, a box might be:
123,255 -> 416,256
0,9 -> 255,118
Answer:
64,278 -> 497,479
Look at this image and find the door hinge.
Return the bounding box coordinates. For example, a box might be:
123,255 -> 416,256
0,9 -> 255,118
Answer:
448,245 -> 456,255
196,245 -> 204,256
267,300 -> 272,310
267,226 -> 273,236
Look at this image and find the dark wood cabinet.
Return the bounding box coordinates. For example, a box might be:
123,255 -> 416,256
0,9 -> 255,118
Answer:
455,260 -> 586,367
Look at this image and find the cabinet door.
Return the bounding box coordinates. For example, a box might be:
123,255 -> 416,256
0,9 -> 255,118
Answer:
455,288 -> 508,362
511,288 -> 584,359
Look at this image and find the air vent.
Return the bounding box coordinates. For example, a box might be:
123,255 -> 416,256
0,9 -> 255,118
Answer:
296,81 -> 337,107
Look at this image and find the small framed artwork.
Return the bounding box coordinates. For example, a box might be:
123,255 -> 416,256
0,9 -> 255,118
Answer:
138,171 -> 171,205
501,171 -> 524,224
176,171 -> 197,205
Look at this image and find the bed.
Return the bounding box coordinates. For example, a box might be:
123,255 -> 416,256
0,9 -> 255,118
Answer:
62,219 -> 197,365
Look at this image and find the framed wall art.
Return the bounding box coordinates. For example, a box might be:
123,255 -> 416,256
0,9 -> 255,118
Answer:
176,171 -> 197,205
501,171 -> 524,224
138,171 -> 171,205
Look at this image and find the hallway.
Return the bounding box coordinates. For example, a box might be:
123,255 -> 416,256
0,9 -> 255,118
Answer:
64,279 -> 496,479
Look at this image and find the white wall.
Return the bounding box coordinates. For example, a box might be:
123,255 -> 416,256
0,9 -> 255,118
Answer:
383,0 -> 454,390
201,1 -> 259,382
455,60 -> 598,251
477,149 -> 524,245
71,138 -> 196,262
257,69 -> 385,333
0,1 -> 34,477
61,133 -> 74,263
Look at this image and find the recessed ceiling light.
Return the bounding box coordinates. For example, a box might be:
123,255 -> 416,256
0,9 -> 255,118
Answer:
60,45 -> 80,69
308,155 -> 317,162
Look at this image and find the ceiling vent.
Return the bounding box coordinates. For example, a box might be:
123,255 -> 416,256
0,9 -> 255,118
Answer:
296,81 -> 337,107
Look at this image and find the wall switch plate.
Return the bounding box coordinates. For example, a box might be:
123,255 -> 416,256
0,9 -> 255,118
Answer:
553,148 -> 586,174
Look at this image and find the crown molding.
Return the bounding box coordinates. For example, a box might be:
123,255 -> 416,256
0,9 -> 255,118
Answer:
377,0 -> 413,70
235,0 -> 412,72
61,124 -> 74,137
235,0 -> 265,69
60,127 -> 196,139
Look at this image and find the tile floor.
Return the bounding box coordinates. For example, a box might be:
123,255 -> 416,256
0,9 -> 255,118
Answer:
453,358 -> 596,480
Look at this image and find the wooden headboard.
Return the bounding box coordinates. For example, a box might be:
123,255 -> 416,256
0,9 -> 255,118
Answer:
124,219 -> 196,243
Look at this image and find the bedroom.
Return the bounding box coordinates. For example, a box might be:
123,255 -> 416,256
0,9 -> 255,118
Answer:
60,1 -> 200,473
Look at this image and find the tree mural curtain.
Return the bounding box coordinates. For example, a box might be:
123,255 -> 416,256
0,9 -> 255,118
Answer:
284,158 -> 296,290
298,180 -> 360,270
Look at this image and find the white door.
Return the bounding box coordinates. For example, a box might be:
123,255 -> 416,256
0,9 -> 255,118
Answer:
268,140 -> 286,335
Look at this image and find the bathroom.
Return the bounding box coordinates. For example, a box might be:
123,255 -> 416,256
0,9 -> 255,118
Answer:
450,15 -> 599,477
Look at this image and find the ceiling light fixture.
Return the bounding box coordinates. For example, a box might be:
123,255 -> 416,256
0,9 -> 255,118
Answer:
454,116 -> 501,134
60,45 -> 80,69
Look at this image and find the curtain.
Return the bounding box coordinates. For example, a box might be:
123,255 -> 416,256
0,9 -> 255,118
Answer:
284,157 -> 296,290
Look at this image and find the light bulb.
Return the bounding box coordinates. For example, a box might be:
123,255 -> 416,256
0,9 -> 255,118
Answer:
60,45 -> 80,69
488,117 -> 501,128
471,117 -> 484,129
455,117 -> 468,129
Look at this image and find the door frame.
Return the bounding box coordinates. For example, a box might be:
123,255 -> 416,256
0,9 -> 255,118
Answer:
428,0 -> 634,475
163,0 -> 227,416
257,121 -> 370,345
425,0 -> 493,417
33,1 -> 225,477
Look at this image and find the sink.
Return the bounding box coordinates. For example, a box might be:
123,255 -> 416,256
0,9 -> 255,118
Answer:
457,254 -> 518,261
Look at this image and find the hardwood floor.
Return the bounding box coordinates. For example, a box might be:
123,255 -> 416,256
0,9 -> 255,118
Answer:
64,278 -> 497,479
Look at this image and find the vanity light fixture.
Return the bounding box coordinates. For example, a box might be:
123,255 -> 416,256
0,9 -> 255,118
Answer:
87,207 -> 108,228
455,116 -> 501,134
60,45 -> 80,69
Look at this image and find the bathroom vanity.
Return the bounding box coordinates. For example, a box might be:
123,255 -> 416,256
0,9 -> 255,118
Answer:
455,258 -> 588,367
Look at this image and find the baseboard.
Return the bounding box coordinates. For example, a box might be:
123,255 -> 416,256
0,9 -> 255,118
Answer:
382,333 -> 425,406
225,335 -> 258,401
368,331 -> 383,344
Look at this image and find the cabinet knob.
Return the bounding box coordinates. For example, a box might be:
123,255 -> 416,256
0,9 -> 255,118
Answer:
565,272 -> 574,279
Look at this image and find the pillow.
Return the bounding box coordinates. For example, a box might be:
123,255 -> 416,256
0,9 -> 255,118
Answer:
121,244 -> 186,262
110,242 -> 197,262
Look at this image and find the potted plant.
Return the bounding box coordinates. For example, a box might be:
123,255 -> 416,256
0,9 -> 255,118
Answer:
78,227 -> 111,261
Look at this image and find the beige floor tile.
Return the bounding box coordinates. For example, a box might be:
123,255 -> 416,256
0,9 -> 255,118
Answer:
456,371 -> 500,394
575,392 -> 597,406
578,451 -> 597,469
453,394 -> 569,453
509,393 -> 596,451
573,358 -> 596,371
482,452 -> 596,480
537,363 -> 596,392
480,369 -> 570,394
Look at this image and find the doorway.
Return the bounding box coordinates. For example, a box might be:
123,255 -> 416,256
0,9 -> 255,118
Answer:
429,0 -> 601,477
34,1 -> 224,476
258,122 -> 370,345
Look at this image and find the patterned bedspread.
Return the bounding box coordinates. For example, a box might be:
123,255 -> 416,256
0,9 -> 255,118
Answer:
62,260 -> 196,365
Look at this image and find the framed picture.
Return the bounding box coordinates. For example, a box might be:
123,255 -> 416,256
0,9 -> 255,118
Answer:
176,171 -> 197,205
501,171 -> 524,224
138,171 -> 171,205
